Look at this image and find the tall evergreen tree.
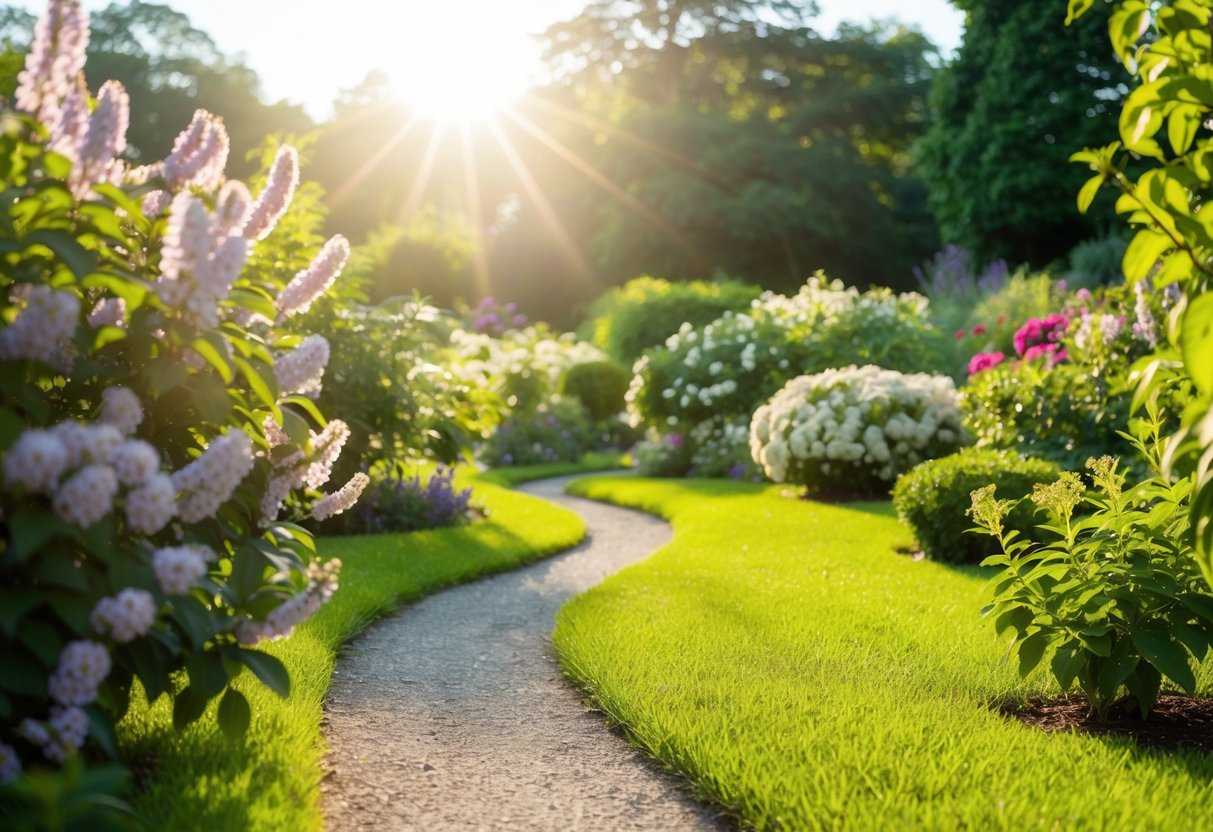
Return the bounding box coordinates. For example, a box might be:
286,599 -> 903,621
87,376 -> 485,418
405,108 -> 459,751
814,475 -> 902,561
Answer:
917,0 -> 1125,267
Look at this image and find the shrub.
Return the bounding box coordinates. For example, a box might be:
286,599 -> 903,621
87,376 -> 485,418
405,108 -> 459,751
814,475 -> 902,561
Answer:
337,464 -> 473,535
559,360 -> 631,421
973,451 -> 1213,720
583,276 -> 760,363
632,431 -> 695,477
688,417 -> 761,480
969,270 -> 1067,356
750,366 -> 965,499
480,396 -> 594,467
892,449 -> 1060,563
628,274 -> 944,433
1065,234 -> 1127,290
0,0 -> 364,809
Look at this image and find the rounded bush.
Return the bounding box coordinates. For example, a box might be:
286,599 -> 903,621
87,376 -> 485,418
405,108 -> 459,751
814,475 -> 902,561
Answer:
583,276 -> 761,363
892,448 -> 1061,563
559,359 -> 631,421
750,365 -> 964,499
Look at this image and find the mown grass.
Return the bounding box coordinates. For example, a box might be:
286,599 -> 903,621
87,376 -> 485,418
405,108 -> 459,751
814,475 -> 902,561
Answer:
555,477 -> 1213,831
118,465 -> 587,830
476,451 -> 629,487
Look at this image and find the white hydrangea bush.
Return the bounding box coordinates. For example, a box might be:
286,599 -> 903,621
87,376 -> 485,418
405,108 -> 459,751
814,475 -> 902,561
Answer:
0,0 -> 370,792
750,365 -> 965,497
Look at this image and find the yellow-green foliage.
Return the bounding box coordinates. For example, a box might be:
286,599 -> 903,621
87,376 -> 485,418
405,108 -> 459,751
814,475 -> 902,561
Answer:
556,477 -> 1213,830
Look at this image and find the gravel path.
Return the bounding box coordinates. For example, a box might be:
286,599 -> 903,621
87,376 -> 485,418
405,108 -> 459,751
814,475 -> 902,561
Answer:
320,475 -> 728,831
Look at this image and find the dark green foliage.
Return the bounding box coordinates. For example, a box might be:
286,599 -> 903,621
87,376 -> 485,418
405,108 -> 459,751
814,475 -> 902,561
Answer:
892,448 -> 1060,563
480,397 -> 596,467
559,360 -> 631,421
917,0 -> 1123,267
1065,234 -> 1127,290
583,276 -> 760,363
333,464 -> 474,536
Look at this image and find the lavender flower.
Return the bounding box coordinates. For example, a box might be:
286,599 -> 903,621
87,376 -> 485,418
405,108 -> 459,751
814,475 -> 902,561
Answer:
273,334 -> 330,397
277,235 -> 350,320
312,473 -> 369,521
15,0 -> 89,126
163,109 -> 229,192
242,145 -> 298,241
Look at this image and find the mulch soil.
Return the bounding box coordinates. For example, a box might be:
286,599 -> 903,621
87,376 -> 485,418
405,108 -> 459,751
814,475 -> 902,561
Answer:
999,694 -> 1213,755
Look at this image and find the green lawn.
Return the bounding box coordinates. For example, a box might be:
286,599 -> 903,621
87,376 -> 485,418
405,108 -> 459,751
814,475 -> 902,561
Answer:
554,477 -> 1213,831
118,466 -> 587,830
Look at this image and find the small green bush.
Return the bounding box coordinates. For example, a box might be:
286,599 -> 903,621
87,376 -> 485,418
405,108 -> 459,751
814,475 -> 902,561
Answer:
559,360 -> 631,421
892,448 -> 1060,563
583,276 -> 760,363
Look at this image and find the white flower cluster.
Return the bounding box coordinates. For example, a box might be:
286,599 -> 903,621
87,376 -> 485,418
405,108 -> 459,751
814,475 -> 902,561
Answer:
243,145 -> 299,242
447,327 -> 608,394
14,0 -> 87,126
259,419 -> 350,526
277,234 -> 350,320
100,385 -> 144,435
234,558 -> 341,645
0,285 -> 80,364
0,741 -> 20,784
274,334 -> 331,398
172,429 -> 254,523
156,187 -> 251,328
47,640 -> 110,706
87,296 -> 126,328
90,588 -> 156,642
311,472 -> 369,521
152,544 -> 214,595
163,108 -> 230,192
20,705 -> 90,762
750,365 -> 964,490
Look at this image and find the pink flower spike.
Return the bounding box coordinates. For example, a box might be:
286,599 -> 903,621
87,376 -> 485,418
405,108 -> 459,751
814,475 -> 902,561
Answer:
15,0 -> 89,127
277,235 -> 350,320
243,145 -> 299,241
163,110 -> 229,192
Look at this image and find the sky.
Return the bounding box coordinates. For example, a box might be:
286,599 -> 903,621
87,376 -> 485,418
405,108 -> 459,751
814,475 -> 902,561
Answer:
14,1 -> 964,119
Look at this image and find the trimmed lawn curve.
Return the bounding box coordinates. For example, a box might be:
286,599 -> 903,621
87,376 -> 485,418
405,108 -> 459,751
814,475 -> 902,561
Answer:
118,466 -> 586,831
554,477 -> 1213,831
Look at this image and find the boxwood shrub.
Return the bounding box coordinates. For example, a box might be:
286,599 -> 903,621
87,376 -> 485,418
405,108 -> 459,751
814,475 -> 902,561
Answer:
892,448 -> 1061,563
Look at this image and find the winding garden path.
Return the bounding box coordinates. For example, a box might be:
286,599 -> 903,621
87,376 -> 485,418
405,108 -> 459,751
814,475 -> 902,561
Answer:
320,475 -> 728,831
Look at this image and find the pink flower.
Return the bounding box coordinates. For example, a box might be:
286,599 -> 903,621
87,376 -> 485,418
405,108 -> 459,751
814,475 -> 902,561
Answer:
242,145 -> 298,241
972,324 -> 986,335
967,351 -> 1005,376
955,328 -> 967,340
1012,314 -> 1069,357
277,235 -> 350,320
15,0 -> 89,127
1023,342 -> 1067,366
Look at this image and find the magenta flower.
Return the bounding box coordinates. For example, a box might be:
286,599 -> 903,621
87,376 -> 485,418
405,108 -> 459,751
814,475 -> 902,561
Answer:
967,351 -> 1005,376
1013,313 -> 1069,357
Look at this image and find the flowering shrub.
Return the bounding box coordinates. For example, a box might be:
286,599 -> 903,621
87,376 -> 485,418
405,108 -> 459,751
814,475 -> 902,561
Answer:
973,451 -> 1213,720
892,448 -> 1060,563
962,278 -> 1175,474
628,273 -> 944,434
632,431 -> 694,477
466,296 -> 527,336
750,365 -> 965,499
969,271 -> 1068,356
479,397 -> 595,467
0,0 -> 365,802
582,275 -> 761,363
688,417 -> 761,479
335,464 -> 474,535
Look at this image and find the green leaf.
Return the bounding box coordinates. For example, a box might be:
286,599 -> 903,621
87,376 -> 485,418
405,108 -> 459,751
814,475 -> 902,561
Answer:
1131,628 -> 1196,693
1122,229 -> 1173,283
191,336 -> 234,384
170,595 -> 214,650
1181,293 -> 1213,396
186,650 -> 229,700
994,605 -> 1032,638
1066,0 -> 1095,26
1076,176 -> 1103,215
217,688 -> 251,740
234,648 -> 290,698
24,229 -> 95,277
0,589 -> 42,636
172,685 -> 209,731
233,356 -> 281,422
1016,631 -> 1049,678
1096,639 -> 1137,702
1050,643 -> 1085,691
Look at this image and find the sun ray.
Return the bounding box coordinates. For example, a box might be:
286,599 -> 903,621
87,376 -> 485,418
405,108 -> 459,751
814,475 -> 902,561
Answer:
484,116 -> 595,284
500,108 -> 712,274
329,113 -> 423,208
396,119 -> 449,227
460,121 -> 492,300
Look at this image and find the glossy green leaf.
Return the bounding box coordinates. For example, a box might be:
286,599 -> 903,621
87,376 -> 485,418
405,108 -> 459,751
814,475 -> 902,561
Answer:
235,648 -> 290,698
217,688 -> 251,740
1181,293 -> 1213,396
1132,628 -> 1196,693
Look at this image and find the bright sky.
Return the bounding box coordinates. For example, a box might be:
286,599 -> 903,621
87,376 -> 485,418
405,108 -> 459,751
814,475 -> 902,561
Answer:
15,1 -> 964,119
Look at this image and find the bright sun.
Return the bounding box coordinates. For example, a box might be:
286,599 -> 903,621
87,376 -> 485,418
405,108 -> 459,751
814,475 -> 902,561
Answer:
377,5 -> 535,120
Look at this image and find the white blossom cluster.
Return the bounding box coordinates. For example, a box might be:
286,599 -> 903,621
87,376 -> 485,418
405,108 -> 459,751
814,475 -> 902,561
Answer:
87,296 -> 126,328
90,588 -> 157,642
259,419 -> 350,526
0,285 -> 80,364
277,235 -> 350,320
14,0 -> 87,126
234,558 -> 341,645
20,705 -> 90,762
156,186 -> 251,328
750,365 -> 964,489
273,334 -> 331,398
0,741 -> 20,784
172,429 -> 254,523
448,327 -> 607,395
163,108 -> 230,192
311,472 -> 370,521
47,640 -> 110,707
242,145 -> 299,242
151,544 -> 214,595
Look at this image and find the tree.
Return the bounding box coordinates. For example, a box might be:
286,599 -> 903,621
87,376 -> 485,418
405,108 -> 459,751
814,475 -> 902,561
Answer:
0,2 -> 311,173
917,0 -> 1125,267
